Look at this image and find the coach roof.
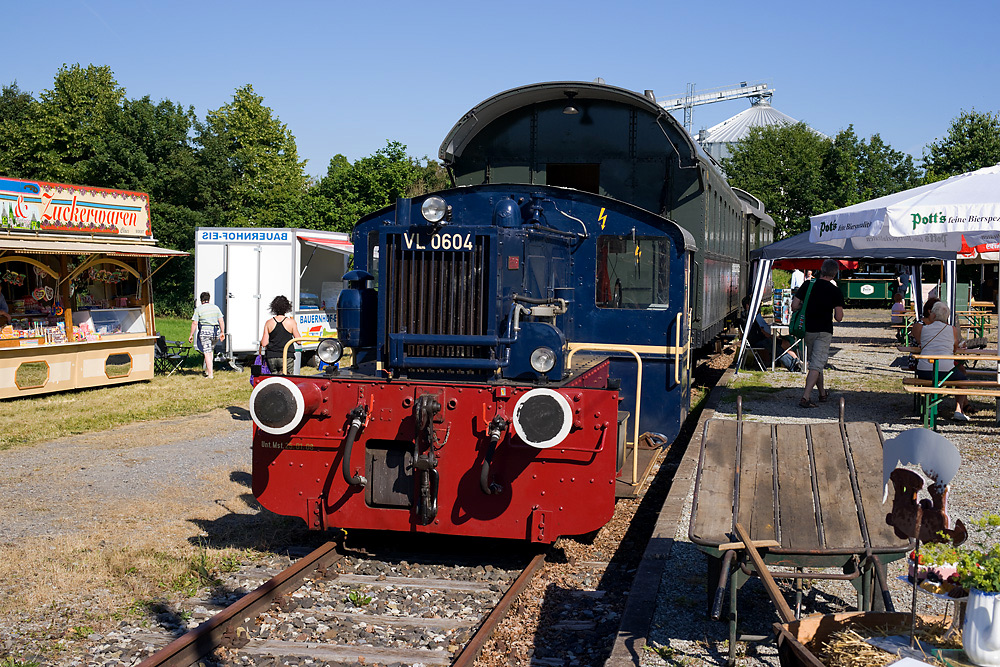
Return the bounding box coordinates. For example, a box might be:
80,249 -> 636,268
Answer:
439,81 -> 701,165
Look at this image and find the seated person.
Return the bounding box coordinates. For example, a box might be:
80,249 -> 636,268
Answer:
911,297 -> 940,347
890,293 -> 906,342
741,297 -> 802,372
916,301 -> 973,421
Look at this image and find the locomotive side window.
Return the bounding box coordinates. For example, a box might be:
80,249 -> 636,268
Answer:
596,236 -> 669,309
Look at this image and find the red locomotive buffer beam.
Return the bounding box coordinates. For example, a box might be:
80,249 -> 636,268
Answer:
250,362 -> 619,543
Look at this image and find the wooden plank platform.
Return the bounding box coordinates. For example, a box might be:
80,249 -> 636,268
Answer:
690,418 -> 910,556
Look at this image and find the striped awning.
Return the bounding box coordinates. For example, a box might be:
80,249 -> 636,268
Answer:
299,235 -> 354,254
0,238 -> 187,257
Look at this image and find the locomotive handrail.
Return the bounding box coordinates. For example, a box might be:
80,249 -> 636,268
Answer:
565,343 -> 644,486
280,337 -> 323,375
675,312 -> 684,385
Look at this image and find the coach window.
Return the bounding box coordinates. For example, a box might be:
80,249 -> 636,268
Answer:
596,236 -> 669,309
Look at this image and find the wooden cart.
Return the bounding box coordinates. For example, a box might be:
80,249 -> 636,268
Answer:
689,400 -> 912,664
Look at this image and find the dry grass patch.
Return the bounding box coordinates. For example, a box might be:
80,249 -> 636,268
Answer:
0,370 -> 253,451
0,474 -> 308,662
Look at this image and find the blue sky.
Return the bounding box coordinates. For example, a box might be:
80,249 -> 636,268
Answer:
6,0 -> 1000,178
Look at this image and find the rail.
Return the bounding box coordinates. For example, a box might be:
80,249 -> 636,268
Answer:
137,541 -> 544,667
137,541 -> 342,667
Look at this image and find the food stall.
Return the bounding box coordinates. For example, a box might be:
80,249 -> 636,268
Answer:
838,264 -> 898,304
0,176 -> 186,398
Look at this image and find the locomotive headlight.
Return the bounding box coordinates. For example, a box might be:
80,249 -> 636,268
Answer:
316,338 -> 343,365
512,388 -> 573,449
529,346 -> 557,373
421,196 -> 448,223
249,377 -> 322,435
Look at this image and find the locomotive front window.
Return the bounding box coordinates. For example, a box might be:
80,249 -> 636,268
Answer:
596,236 -> 669,309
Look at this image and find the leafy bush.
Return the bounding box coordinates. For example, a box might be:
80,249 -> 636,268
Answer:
917,514 -> 1000,593
957,514 -> 1000,593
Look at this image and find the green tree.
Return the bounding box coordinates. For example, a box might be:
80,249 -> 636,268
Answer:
308,141 -> 449,232
197,84 -> 308,227
80,96 -> 216,315
821,127 -> 918,210
722,123 -> 829,238
724,123 -> 919,238
22,64 -> 125,183
856,133 -> 919,200
0,82 -> 37,176
923,109 -> 1000,179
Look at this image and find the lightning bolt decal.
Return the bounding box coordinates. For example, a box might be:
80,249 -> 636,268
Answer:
599,207 -> 607,230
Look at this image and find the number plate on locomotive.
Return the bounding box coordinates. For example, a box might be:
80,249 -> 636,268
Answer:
402,231 -> 474,251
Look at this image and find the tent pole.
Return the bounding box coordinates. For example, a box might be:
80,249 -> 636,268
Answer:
911,265 -> 923,321
736,259 -> 770,374
946,260 -> 957,326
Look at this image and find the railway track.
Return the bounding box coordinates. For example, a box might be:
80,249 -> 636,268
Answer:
86,352 -> 730,667
135,541 -> 546,667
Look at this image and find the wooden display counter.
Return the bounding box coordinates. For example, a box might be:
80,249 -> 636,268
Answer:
0,335 -> 155,399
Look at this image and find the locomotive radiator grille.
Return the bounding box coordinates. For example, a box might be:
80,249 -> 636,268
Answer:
385,234 -> 491,361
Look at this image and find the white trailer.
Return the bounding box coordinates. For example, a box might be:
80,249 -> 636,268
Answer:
193,227 -> 352,367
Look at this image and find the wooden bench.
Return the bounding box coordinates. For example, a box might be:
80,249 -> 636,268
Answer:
902,364 -> 1000,428
902,378 -> 1000,391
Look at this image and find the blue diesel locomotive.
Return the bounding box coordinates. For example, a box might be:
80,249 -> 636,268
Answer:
248,82 -> 772,542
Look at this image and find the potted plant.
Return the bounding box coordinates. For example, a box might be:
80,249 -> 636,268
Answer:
956,515 -> 1000,666
917,514 -> 1000,666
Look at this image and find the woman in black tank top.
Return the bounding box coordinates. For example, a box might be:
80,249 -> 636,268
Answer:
260,295 -> 302,374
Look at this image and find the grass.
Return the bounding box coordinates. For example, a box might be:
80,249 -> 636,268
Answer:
0,314 -> 323,663
155,316 -> 195,346
0,472 -> 311,663
0,354 -> 252,451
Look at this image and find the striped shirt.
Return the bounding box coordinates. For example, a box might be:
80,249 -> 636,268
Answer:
192,303 -> 223,326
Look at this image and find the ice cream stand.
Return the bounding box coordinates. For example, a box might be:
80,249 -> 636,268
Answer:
0,176 -> 186,398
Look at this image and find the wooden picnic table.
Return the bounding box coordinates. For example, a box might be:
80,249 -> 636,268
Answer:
689,408 -> 910,664
906,352 -> 1000,428
897,345 -> 999,356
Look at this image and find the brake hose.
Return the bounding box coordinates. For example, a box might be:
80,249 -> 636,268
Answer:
480,416 -> 509,495
342,405 -> 368,487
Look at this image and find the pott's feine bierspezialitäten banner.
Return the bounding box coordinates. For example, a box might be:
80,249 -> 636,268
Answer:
0,176 -> 151,238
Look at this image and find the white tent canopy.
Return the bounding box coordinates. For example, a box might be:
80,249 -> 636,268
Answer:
807,164 -> 1000,421
810,165 -> 1000,246
736,232 -> 956,374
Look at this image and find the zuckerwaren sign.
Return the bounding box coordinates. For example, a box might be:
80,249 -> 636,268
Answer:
0,176 -> 151,238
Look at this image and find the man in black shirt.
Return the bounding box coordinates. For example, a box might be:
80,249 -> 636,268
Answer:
792,258 -> 845,407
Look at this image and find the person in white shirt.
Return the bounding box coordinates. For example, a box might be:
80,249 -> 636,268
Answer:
790,268 -> 804,291
916,301 -> 972,421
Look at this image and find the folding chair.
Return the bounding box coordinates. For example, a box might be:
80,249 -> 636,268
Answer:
154,335 -> 191,376
775,336 -> 806,372
737,326 -> 768,371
